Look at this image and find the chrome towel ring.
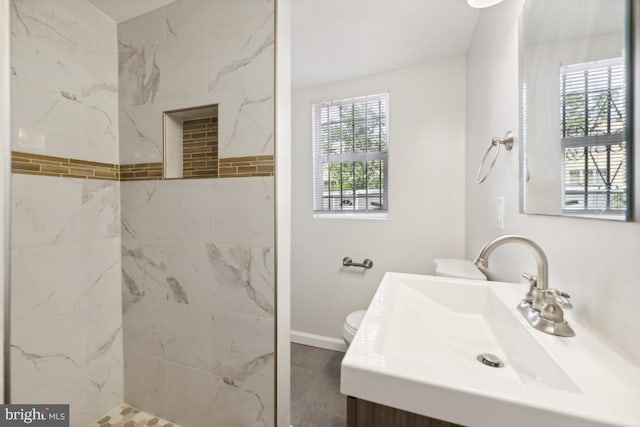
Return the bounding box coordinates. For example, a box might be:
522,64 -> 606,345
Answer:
476,131 -> 514,184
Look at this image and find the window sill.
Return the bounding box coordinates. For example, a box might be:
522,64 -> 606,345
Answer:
313,211 -> 389,220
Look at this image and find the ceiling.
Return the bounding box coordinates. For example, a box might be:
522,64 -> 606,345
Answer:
87,0 -> 178,23
292,0 -> 480,90
524,0 -> 625,45
87,0 -> 480,89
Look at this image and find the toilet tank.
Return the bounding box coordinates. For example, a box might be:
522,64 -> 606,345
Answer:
432,258 -> 487,281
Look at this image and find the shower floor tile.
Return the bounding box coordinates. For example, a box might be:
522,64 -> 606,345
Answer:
94,404 -> 182,427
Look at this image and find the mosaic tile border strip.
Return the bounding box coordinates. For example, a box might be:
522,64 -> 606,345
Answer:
120,162 -> 163,181
12,151 -> 119,181
12,152 -> 274,181
95,404 -> 180,427
219,155 -> 275,178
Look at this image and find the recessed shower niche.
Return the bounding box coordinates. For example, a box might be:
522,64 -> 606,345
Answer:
163,104 -> 219,179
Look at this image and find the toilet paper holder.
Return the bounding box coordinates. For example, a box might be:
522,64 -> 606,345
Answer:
342,257 -> 373,269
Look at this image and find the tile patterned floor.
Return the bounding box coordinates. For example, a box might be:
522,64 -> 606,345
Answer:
95,404 -> 181,427
291,343 -> 346,427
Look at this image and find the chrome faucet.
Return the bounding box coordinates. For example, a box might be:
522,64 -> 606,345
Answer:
474,235 -> 575,337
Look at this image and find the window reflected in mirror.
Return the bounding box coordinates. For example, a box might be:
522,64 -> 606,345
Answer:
560,58 -> 627,214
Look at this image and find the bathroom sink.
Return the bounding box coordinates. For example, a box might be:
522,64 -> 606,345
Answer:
341,273 -> 640,427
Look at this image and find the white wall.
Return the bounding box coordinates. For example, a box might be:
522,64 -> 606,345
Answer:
292,58 -> 467,346
465,0 -> 640,365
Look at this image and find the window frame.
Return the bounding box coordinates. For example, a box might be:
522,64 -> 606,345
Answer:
311,92 -> 390,218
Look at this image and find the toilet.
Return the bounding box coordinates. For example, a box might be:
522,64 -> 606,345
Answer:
431,258 -> 487,281
342,309 -> 367,347
342,258 -> 486,347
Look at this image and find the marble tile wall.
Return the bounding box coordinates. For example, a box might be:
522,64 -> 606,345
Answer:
118,0 -> 274,164
10,1 -> 123,426
11,175 -> 123,426
11,0 -> 119,164
118,1 -> 275,426
9,0 -> 275,425
121,178 -> 275,426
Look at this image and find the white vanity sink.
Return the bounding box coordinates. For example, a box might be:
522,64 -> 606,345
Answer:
341,272 -> 640,427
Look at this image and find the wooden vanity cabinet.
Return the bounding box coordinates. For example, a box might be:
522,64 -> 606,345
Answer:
347,396 -> 465,427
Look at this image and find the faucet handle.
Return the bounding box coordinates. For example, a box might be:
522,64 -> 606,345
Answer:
545,288 -> 573,310
521,272 -> 538,286
521,273 -> 537,304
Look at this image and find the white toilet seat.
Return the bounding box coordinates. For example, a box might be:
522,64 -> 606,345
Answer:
343,309 -> 367,346
346,310 -> 366,330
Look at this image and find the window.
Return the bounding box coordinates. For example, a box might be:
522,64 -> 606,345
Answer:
560,58 -> 627,213
312,93 -> 389,215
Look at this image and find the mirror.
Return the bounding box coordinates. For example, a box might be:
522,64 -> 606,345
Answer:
520,0 -> 631,221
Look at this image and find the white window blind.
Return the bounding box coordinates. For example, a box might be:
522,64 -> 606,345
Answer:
560,57 -> 627,213
312,93 -> 389,213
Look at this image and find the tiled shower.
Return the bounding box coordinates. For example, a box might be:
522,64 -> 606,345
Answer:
8,0 -> 275,425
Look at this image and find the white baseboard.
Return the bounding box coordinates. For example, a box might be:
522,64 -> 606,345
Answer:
291,330 -> 346,352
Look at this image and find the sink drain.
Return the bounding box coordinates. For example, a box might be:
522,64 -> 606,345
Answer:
477,353 -> 504,368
